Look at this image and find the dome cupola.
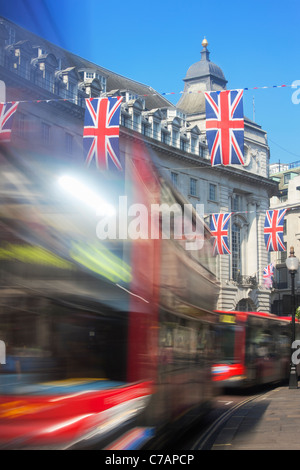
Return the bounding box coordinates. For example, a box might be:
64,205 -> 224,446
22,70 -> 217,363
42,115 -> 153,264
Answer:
177,38 -> 227,115
184,38 -> 226,83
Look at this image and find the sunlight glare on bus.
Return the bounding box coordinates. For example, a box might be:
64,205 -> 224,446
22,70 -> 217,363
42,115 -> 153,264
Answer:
58,175 -> 116,217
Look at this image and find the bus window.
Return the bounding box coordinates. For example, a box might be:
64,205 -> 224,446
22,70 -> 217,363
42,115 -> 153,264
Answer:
0,295 -> 128,390
216,324 -> 236,364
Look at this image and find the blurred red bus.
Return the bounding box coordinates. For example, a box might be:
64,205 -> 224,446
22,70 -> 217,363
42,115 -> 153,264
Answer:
0,140 -> 219,450
212,310 -> 300,389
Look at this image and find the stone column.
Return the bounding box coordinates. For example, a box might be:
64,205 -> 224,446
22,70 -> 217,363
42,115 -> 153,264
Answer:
246,197 -> 260,278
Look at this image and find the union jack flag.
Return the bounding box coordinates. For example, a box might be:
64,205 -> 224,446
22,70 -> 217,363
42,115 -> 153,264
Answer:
83,96 -> 123,171
0,102 -> 19,142
210,212 -> 232,255
205,90 -> 244,166
264,209 -> 286,252
263,263 -> 274,288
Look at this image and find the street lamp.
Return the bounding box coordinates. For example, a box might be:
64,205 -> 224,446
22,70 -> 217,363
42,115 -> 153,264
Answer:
286,246 -> 299,389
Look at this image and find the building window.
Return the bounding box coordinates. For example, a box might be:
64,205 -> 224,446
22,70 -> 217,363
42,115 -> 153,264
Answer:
54,81 -> 60,95
209,183 -> 217,201
4,25 -> 16,46
99,76 -> 106,93
16,112 -> 26,139
171,172 -> 178,187
125,91 -> 139,101
153,121 -> 159,139
41,122 -> 51,147
161,131 -> 169,144
133,113 -> 140,132
65,133 -> 73,154
45,70 -> 54,93
275,266 -> 288,289
121,114 -> 129,128
67,82 -> 76,100
233,194 -> 241,212
17,60 -> 30,80
284,173 -> 291,184
236,298 -> 255,312
172,130 -> 178,147
180,138 -> 187,152
232,223 -> 241,281
190,137 -> 196,153
142,123 -> 151,137
277,242 -> 287,263
190,178 -> 197,196
34,70 -> 44,88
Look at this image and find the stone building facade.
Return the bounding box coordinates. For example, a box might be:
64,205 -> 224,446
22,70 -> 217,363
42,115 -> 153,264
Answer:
0,17 -> 277,311
269,164 -> 300,314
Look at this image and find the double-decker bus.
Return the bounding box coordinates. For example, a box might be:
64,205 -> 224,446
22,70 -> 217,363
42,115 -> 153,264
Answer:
0,139 -> 219,450
213,310 -> 300,389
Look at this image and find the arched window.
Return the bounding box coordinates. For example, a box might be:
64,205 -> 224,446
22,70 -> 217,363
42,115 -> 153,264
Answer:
235,298 -> 256,312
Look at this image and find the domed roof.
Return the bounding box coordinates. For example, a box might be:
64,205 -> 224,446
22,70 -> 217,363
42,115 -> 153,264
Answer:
177,39 -> 227,115
184,39 -> 226,82
185,59 -> 226,81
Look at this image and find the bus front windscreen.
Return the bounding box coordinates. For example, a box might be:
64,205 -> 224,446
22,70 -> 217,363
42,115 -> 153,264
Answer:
216,324 -> 236,364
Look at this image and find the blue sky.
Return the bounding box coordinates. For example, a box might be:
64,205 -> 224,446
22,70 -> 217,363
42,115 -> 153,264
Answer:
1,0 -> 300,165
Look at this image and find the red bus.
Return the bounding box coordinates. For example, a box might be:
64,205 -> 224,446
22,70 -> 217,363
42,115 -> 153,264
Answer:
0,140 -> 219,450
212,310 -> 300,389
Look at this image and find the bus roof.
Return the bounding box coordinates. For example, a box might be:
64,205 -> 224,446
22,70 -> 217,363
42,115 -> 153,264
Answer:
215,310 -> 295,322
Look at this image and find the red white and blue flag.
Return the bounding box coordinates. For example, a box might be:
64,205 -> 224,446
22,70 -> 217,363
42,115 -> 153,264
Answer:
263,263 -> 274,288
0,102 -> 19,142
205,90 -> 244,166
210,212 -> 232,255
264,209 -> 286,252
83,96 -> 123,172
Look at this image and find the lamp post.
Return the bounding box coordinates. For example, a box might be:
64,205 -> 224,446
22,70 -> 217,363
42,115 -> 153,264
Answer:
286,246 -> 299,389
